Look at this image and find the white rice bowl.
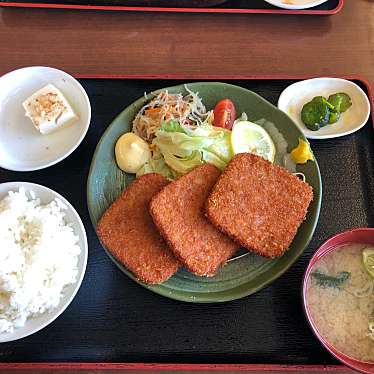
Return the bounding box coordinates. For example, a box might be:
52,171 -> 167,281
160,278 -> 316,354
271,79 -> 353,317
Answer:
0,182 -> 87,342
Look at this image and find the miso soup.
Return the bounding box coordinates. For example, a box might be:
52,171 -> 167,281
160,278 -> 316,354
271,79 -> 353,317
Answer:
307,243 -> 374,362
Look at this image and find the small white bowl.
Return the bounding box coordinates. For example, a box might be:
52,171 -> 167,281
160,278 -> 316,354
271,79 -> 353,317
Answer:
0,66 -> 91,171
0,182 -> 88,343
278,78 -> 371,139
263,0 -> 328,10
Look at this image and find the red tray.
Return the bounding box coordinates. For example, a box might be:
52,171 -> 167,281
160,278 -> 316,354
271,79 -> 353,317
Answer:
0,74 -> 371,374
0,0 -> 344,15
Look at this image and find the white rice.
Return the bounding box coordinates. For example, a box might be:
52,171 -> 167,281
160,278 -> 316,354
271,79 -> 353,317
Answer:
0,188 -> 81,334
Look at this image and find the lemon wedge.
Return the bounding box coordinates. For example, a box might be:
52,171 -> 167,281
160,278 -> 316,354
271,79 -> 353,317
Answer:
231,120 -> 275,162
363,247 -> 374,279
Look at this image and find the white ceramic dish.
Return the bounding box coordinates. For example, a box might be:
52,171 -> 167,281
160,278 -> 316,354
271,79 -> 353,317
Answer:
0,182 -> 88,343
0,66 -> 91,171
263,0 -> 328,10
278,78 -> 371,139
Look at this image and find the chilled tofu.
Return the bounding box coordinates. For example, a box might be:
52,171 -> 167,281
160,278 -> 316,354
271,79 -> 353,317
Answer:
22,84 -> 78,135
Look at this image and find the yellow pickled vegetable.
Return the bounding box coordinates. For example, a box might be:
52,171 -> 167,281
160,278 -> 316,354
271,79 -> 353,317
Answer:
291,138 -> 314,164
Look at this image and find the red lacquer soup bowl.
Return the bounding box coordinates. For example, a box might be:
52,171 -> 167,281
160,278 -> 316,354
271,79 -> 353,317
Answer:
303,228 -> 374,374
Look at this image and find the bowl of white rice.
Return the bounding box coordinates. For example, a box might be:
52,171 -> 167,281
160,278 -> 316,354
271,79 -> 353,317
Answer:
0,182 -> 88,342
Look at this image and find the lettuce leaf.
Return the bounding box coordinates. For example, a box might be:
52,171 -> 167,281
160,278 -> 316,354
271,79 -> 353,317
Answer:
136,149 -> 176,180
154,120 -> 233,174
138,120 -> 233,179
160,120 -> 186,133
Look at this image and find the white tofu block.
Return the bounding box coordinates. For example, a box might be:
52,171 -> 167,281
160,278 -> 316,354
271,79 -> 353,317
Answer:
22,84 -> 78,135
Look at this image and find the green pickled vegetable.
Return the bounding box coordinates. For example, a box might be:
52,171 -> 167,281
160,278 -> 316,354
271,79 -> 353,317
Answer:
314,96 -> 335,111
328,111 -> 340,124
301,97 -> 330,131
311,270 -> 351,289
300,92 -> 352,130
328,93 -> 352,113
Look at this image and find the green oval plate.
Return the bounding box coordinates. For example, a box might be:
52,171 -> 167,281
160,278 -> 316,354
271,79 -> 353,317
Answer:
87,82 -> 322,303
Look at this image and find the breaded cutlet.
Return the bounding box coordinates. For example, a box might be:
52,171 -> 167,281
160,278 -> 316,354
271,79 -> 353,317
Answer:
206,153 -> 313,258
149,164 -> 238,277
96,173 -> 179,285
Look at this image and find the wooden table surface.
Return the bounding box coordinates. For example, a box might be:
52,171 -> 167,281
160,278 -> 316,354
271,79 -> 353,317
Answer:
0,0 -> 373,83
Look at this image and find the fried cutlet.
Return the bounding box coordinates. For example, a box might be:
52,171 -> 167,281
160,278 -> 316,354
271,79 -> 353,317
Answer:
206,153 -> 313,258
149,164 -> 238,277
96,173 -> 179,285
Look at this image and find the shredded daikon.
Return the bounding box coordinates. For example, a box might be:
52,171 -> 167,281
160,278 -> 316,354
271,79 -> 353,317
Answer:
133,87 -> 213,143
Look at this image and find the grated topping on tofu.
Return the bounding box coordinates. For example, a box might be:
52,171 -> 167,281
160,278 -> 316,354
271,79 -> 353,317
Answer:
30,92 -> 67,127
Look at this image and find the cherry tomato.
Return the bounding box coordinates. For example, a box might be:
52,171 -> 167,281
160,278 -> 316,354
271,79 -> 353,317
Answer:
213,99 -> 236,130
